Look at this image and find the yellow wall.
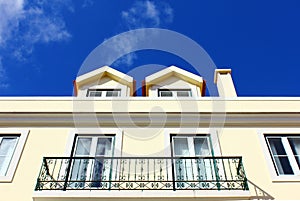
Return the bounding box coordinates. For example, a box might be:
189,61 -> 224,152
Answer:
0,128 -> 70,201
1,99 -> 300,200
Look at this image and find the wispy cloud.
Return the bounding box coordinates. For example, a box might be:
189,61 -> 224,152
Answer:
0,0 -> 72,48
121,0 -> 173,29
0,0 -> 73,87
82,0 -> 94,8
113,0 -> 173,67
0,57 -> 9,88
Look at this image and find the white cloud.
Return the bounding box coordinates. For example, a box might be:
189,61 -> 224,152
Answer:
0,0 -> 72,57
0,0 -> 72,87
114,1 -> 173,67
82,0 -> 94,8
0,57 -> 9,89
121,0 -> 173,29
0,0 -> 24,45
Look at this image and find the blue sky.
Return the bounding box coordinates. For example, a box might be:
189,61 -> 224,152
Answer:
0,0 -> 300,96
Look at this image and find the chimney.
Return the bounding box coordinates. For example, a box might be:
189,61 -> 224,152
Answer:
214,69 -> 237,97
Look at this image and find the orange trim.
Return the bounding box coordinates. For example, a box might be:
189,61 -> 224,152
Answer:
73,80 -> 78,97
201,80 -> 206,96
142,80 -> 146,96
133,80 -> 137,96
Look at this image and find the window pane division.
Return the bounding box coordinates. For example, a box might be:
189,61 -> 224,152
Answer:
87,89 -> 121,97
172,136 -> 213,188
266,136 -> 300,175
70,136 -> 115,189
158,89 -> 192,97
0,136 -> 19,176
288,137 -> 300,168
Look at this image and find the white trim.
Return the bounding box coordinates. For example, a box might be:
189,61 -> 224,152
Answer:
33,189 -> 250,199
87,89 -> 122,97
65,128 -> 123,157
145,65 -> 203,84
257,128 -> 300,182
163,128 -> 221,157
0,129 -> 29,182
76,66 -> 133,84
0,96 -> 300,101
158,89 -> 193,98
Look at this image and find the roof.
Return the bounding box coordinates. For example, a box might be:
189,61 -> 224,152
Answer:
144,65 -> 205,96
145,65 -> 203,85
76,66 -> 133,86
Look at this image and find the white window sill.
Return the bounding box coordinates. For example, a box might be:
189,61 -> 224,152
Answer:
0,129 -> 29,183
272,175 -> 300,182
33,190 -> 251,199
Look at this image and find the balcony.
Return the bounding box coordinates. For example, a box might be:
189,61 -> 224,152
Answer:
35,156 -> 248,191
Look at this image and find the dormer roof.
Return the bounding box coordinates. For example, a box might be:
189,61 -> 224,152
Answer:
144,65 -> 205,96
74,66 -> 134,96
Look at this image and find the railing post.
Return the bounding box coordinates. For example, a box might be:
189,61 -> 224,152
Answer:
212,157 -> 221,191
63,157 -> 73,191
171,157 -> 176,191
35,158 -> 45,191
237,157 -> 249,190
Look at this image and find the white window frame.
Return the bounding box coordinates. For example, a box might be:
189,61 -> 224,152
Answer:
265,136 -> 300,175
164,128 -> 221,158
0,129 -> 29,182
63,129 -> 123,189
171,135 -> 212,157
158,89 -> 192,98
86,89 -> 121,97
65,128 -> 123,158
258,128 -> 300,182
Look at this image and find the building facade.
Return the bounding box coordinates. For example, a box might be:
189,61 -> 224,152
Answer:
0,65 -> 300,200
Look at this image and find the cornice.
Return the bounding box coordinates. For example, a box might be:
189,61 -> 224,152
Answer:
0,112 -> 299,127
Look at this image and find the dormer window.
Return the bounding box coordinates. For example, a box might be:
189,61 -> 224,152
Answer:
87,89 -> 121,97
158,89 -> 192,97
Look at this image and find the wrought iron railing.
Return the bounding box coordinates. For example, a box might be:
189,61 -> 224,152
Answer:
35,156 -> 248,191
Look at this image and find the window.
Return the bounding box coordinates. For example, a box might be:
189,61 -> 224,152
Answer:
70,135 -> 115,187
266,135 -> 300,175
87,89 -> 121,97
158,89 -> 192,97
171,135 -> 213,182
0,129 -> 28,182
0,136 -> 19,176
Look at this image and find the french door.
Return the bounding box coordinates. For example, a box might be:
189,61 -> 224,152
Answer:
172,135 -> 214,186
70,135 -> 115,188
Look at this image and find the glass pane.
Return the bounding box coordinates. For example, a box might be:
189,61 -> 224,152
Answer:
173,138 -> 189,156
106,91 -> 120,97
0,137 -> 18,176
288,138 -> 300,167
274,156 -> 294,175
89,91 -> 102,97
194,137 -> 210,156
288,137 -> 300,155
177,91 -> 190,97
268,138 -> 287,156
75,138 -> 92,155
70,158 -> 90,185
96,138 -> 112,156
0,137 -> 18,155
160,91 -> 172,97
294,156 -> 300,168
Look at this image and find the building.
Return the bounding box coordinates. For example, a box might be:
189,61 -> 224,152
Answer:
0,65 -> 300,200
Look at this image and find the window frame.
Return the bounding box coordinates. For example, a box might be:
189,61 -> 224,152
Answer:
158,89 -> 192,98
0,129 -> 29,182
72,134 -> 115,157
65,128 -> 123,158
265,135 -> 300,176
86,89 -> 121,97
171,135 -> 212,157
258,128 -> 300,182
